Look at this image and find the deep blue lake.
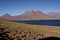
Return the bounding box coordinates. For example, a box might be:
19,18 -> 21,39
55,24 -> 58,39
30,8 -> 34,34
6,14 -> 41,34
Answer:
9,20 -> 60,26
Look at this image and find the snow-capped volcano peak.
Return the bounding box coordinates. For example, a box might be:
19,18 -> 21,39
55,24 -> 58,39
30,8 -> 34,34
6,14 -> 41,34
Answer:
28,9 -> 37,12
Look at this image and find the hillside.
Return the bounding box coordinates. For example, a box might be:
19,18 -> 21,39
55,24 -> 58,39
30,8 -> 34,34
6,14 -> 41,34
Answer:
0,20 -> 60,40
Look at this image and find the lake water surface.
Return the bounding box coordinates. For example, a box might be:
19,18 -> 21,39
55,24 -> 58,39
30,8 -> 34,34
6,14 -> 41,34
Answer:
9,20 -> 60,26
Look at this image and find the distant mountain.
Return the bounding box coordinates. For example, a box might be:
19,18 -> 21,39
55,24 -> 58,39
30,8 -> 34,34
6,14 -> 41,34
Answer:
0,9 -> 60,20
1,13 -> 11,17
47,12 -> 60,19
0,13 -> 12,20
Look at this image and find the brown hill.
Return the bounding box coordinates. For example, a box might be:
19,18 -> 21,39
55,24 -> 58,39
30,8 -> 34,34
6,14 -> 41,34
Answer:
47,12 -> 60,19
0,13 -> 12,20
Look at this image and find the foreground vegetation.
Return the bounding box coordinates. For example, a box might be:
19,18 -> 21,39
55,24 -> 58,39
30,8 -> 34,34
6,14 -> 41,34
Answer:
0,20 -> 60,40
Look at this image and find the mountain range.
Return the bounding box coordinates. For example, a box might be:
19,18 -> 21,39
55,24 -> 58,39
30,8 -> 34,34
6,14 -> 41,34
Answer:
0,9 -> 60,20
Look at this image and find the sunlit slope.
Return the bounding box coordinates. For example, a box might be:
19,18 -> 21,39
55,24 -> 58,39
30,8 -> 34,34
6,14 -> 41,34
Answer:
0,20 -> 60,40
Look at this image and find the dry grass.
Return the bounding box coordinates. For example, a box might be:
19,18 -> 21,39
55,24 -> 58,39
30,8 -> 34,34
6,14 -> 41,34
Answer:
0,20 -> 60,40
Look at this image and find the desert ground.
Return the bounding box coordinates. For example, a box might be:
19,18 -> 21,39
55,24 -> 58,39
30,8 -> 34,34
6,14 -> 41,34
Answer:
0,20 -> 60,40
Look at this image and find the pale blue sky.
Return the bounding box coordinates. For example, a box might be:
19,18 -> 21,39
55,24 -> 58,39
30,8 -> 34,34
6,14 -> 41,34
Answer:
0,0 -> 60,16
